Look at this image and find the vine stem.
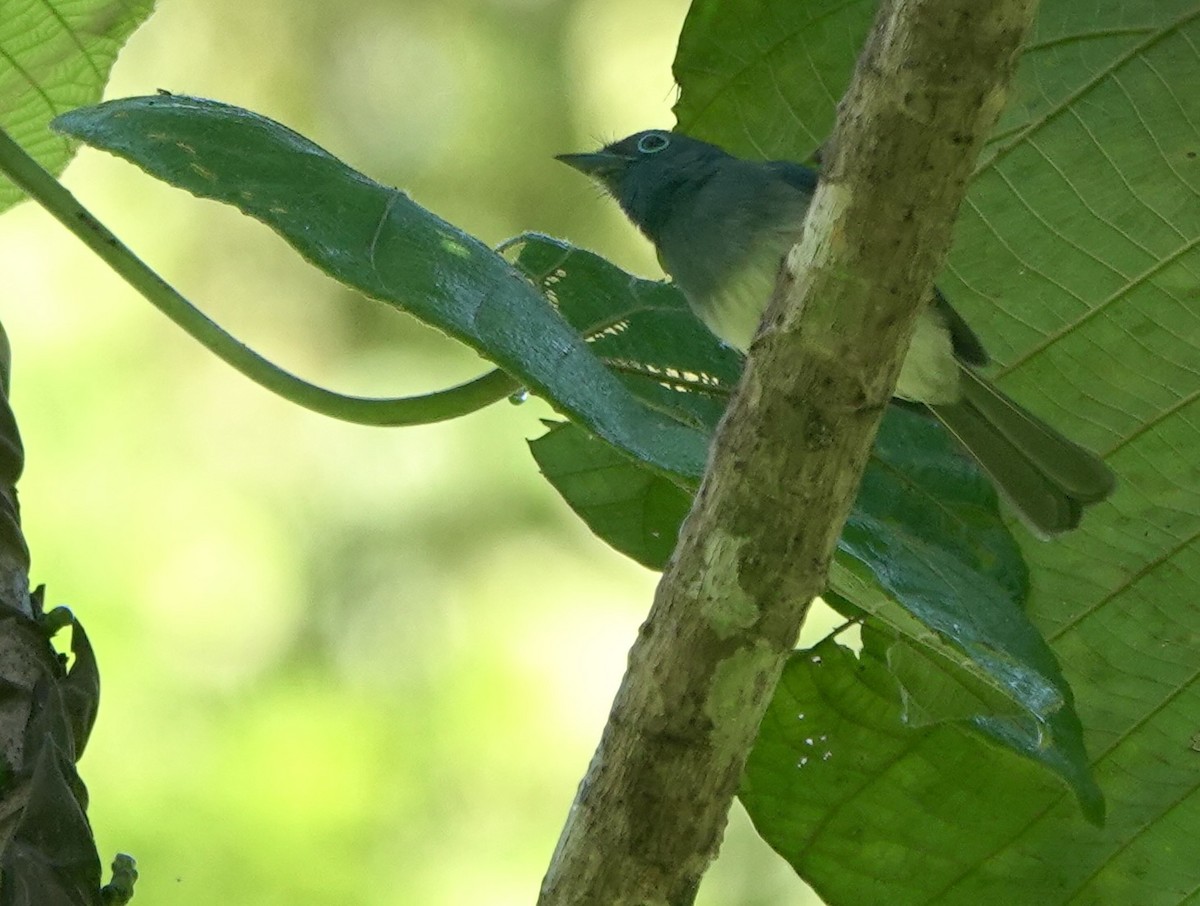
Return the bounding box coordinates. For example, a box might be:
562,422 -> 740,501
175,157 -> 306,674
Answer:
0,127 -> 517,426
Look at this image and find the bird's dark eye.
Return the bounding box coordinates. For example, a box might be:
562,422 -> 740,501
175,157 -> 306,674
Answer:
636,133 -> 671,154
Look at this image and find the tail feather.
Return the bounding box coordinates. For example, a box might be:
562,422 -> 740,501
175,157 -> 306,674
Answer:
930,368 -> 1115,537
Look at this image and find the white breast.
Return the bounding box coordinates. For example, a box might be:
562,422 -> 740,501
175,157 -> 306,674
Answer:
894,306 -> 962,405
698,269 -> 962,406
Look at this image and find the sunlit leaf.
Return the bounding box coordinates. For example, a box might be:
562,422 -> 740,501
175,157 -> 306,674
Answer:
0,0 -> 155,213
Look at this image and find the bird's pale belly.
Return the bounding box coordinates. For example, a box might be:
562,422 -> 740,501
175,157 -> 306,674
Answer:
692,261 -> 963,406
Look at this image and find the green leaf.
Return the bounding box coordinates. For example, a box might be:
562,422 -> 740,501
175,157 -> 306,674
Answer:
675,0 -> 1200,899
530,421 -> 691,570
507,231 -> 742,434
742,634 -> 1099,906
0,0 -> 155,213
50,95 -> 709,484
835,453 -> 1101,820
673,0 -> 877,157
513,235 -> 1097,813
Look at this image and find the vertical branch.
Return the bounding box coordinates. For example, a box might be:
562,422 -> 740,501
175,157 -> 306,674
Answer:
539,0 -> 1038,902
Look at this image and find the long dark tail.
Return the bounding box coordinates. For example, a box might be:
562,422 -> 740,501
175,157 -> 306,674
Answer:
930,368 -> 1115,537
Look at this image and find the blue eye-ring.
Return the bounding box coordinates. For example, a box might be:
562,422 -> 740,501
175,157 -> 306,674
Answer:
636,133 -> 671,154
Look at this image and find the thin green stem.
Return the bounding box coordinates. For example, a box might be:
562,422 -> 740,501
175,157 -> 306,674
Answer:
0,127 -> 518,425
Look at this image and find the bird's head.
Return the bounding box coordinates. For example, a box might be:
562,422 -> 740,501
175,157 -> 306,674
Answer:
556,130 -> 729,239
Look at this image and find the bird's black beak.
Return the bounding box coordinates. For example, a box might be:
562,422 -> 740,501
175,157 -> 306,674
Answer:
555,150 -> 630,179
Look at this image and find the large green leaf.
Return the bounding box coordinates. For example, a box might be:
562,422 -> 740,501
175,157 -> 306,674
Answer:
742,634 -> 1099,906
50,96 -> 709,484
672,0 -> 1200,900
514,235 -> 1100,816
0,0 -> 155,213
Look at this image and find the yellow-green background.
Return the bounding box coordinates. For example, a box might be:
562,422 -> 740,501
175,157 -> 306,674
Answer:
1,1 -> 835,902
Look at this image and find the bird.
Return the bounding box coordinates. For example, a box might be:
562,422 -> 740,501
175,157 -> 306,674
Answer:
557,130 -> 1115,536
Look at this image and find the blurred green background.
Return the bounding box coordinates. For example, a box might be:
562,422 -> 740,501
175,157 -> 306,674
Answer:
0,0 -> 832,902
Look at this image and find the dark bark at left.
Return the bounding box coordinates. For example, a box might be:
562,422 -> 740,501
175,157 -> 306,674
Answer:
0,320 -> 132,905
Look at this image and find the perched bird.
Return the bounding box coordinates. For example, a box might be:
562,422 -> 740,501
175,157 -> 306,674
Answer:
557,130 -> 1115,536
